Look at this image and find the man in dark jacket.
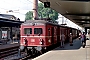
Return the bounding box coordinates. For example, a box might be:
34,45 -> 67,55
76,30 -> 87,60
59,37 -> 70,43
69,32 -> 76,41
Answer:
83,32 -> 86,46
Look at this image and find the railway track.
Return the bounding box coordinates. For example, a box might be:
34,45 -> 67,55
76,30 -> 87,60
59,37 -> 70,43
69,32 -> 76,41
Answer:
19,55 -> 31,60
0,44 -> 65,60
19,44 -> 59,60
0,43 -> 59,60
0,46 -> 19,59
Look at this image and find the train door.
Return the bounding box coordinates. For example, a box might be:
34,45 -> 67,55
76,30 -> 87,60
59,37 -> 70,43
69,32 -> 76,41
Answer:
65,28 -> 68,42
67,28 -> 70,42
77,30 -> 79,37
64,28 -> 68,42
57,26 -> 60,42
70,29 -> 72,33
51,27 -> 54,44
60,27 -> 61,42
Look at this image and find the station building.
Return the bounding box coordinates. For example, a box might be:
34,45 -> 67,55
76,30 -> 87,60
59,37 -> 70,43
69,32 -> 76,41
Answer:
0,14 -> 23,43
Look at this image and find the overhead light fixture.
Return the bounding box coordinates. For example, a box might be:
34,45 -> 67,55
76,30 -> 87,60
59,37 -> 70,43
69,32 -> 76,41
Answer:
86,16 -> 90,19
81,21 -> 85,22
87,21 -> 90,23
44,2 -> 50,8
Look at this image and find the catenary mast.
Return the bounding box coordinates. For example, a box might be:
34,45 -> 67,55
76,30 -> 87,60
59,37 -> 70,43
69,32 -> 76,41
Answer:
33,0 -> 38,20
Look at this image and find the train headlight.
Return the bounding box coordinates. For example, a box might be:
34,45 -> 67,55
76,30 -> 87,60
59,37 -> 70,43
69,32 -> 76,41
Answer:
48,39 -> 51,43
23,42 -> 26,44
39,38 -> 43,45
40,41 -> 42,45
23,38 -> 27,45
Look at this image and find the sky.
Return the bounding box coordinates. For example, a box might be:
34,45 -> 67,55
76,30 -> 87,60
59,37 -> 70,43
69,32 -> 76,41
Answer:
56,14 -> 82,30
0,0 -> 34,21
0,0 -> 82,29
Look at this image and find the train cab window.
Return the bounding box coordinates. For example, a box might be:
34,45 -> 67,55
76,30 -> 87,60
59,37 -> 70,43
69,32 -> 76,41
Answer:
24,28 -> 32,34
34,28 -> 43,34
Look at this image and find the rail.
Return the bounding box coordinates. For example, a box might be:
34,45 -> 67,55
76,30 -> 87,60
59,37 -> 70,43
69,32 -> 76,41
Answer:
0,45 -> 19,58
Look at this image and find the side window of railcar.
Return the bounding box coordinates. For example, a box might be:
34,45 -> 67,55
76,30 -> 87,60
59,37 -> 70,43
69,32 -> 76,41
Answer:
48,28 -> 50,36
34,28 -> 43,34
24,28 -> 32,34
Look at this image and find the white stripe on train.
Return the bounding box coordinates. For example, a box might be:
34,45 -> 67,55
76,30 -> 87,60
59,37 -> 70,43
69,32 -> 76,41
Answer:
21,36 -> 56,38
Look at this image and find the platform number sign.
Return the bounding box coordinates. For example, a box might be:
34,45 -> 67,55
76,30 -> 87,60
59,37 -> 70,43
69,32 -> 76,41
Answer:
44,2 -> 50,8
2,31 -> 7,39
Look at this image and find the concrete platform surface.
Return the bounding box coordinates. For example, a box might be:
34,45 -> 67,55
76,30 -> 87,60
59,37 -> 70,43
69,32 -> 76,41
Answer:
32,39 -> 90,60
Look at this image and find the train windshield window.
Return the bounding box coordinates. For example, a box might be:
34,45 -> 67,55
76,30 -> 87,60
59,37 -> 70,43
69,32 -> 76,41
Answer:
24,28 -> 32,34
34,28 -> 43,34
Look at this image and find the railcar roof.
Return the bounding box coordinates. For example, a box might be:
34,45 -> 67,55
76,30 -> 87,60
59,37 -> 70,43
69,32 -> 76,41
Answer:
22,20 -> 79,30
22,20 -> 58,25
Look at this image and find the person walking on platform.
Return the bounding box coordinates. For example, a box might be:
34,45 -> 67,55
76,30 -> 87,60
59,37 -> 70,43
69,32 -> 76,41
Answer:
60,34 -> 65,48
69,33 -> 73,46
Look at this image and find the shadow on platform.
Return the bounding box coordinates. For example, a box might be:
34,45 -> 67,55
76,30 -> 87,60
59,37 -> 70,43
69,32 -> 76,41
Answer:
54,39 -> 82,50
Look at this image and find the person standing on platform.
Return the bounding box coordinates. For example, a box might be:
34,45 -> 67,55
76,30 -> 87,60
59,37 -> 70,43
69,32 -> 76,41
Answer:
69,33 -> 73,46
60,34 -> 65,48
84,32 -> 86,45
80,32 -> 86,48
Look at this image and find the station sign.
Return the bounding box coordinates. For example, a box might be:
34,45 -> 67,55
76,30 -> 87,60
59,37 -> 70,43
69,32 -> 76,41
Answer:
2,31 -> 7,39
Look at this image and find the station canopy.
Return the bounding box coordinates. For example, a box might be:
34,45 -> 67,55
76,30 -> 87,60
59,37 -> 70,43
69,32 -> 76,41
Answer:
0,18 -> 23,27
39,0 -> 90,28
0,14 -> 24,27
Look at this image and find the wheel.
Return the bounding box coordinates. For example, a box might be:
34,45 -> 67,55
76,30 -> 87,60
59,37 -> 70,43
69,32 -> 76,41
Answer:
24,48 -> 28,55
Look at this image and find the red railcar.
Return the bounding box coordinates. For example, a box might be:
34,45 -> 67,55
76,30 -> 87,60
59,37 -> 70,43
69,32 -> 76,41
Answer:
20,20 -> 80,54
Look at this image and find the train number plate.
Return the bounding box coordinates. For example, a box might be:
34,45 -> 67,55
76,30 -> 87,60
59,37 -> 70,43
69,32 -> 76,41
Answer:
31,39 -> 35,42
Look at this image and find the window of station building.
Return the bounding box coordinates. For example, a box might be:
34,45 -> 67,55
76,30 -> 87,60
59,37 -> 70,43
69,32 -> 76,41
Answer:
24,28 -> 32,34
34,28 -> 43,34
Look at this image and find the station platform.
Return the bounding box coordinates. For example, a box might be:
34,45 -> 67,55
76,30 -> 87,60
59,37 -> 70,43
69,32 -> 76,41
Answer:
32,38 -> 90,60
